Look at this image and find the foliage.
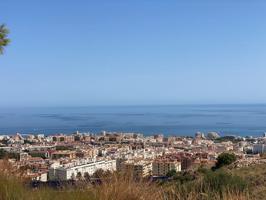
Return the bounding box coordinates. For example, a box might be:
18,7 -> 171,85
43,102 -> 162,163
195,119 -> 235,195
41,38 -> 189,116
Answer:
214,153 -> 237,169
0,172 -> 251,200
84,172 -> 91,181
92,169 -> 112,179
0,161 -> 258,200
0,24 -> 10,54
76,172 -> 82,180
166,169 -> 177,177
172,171 -> 197,184
0,149 -> 20,160
55,145 -> 73,151
202,170 -> 248,194
93,169 -> 105,179
28,152 -> 46,159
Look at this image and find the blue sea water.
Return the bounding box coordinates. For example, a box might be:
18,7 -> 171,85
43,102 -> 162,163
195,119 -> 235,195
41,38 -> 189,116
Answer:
0,105 -> 266,137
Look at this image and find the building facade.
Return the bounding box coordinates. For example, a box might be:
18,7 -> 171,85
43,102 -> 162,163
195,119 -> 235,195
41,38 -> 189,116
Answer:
49,159 -> 116,181
121,160 -> 152,178
152,160 -> 181,177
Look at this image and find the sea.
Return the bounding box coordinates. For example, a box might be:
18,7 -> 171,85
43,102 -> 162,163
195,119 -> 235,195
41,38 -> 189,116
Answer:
0,104 -> 266,137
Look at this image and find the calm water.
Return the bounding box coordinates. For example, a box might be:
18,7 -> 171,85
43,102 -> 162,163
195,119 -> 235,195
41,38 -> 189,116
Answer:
0,105 -> 266,137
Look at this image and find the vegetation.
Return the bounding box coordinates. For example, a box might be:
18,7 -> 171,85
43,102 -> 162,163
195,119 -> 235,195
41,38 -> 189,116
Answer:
28,152 -> 46,159
201,169 -> 247,194
6,156 -> 266,199
0,171 -> 249,200
214,152 -> 237,169
0,24 -> 10,54
0,151 -> 247,200
0,149 -> 20,160
0,161 -> 253,200
166,169 -> 177,177
55,145 -> 74,151
172,171 -> 197,184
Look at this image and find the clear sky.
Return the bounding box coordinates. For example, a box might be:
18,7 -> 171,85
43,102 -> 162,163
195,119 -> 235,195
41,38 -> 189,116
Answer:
1,0 -> 266,106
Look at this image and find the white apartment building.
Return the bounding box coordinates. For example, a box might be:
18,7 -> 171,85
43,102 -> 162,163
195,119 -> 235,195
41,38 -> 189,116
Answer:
253,144 -> 266,154
49,159 -> 116,181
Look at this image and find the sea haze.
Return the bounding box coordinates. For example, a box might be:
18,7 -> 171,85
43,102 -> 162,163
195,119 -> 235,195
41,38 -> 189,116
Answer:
0,105 -> 266,137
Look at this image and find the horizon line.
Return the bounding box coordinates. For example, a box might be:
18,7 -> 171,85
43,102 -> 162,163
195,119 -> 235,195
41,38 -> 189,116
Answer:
1,103 -> 266,109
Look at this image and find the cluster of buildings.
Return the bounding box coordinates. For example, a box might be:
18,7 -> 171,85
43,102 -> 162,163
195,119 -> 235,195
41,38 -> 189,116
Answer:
0,130 -> 265,182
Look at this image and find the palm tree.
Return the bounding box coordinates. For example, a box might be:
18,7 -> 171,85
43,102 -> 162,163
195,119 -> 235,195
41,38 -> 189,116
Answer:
0,24 -> 10,55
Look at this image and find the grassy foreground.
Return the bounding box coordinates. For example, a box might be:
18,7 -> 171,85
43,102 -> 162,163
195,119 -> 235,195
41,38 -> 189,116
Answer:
5,158 -> 266,200
0,167 -> 254,200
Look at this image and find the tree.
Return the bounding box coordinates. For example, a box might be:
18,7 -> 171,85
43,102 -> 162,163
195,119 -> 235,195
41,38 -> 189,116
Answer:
0,149 -> 7,159
166,169 -> 177,177
0,149 -> 19,160
76,172 -> 82,180
0,24 -> 10,54
84,172 -> 91,181
70,173 -> 76,180
102,170 -> 113,179
215,152 -> 237,169
93,169 -> 105,179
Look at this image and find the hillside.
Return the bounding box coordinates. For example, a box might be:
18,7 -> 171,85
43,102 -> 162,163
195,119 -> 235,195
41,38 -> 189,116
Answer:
1,162 -> 266,200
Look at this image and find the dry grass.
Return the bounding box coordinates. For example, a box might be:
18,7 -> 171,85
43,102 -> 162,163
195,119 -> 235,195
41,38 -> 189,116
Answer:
0,171 -> 251,200
232,164 -> 266,200
92,174 -> 163,200
0,162 -> 260,200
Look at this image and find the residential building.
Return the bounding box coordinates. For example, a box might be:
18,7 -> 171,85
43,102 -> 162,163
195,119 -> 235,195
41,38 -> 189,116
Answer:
121,160 -> 152,178
152,159 -> 181,177
49,159 -> 116,181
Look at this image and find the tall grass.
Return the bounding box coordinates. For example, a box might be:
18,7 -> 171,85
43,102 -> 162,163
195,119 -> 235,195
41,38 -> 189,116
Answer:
0,171 -> 251,200
0,160 -> 252,200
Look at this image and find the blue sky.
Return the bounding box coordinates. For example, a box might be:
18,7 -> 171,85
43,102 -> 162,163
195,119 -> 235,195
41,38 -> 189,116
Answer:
1,0 -> 266,106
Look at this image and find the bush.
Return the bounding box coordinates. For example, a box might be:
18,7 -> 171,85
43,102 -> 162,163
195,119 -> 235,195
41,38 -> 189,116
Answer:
215,153 -> 237,169
166,169 -> 177,177
0,149 -> 20,160
172,171 -> 197,184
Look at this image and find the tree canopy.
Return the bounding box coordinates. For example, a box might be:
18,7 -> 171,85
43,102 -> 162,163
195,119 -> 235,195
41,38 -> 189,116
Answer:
215,152 -> 237,169
0,24 -> 10,55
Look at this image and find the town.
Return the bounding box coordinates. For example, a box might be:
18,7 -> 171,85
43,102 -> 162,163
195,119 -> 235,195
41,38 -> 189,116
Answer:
0,130 -> 265,183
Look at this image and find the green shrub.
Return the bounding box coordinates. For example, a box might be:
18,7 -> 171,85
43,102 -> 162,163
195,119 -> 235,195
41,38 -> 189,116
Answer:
166,169 -> 177,177
172,171 -> 197,184
215,153 -> 237,169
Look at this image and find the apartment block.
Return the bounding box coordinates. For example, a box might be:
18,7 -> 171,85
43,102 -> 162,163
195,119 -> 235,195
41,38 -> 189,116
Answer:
49,159 -> 116,181
152,159 -> 181,177
121,160 -> 152,178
